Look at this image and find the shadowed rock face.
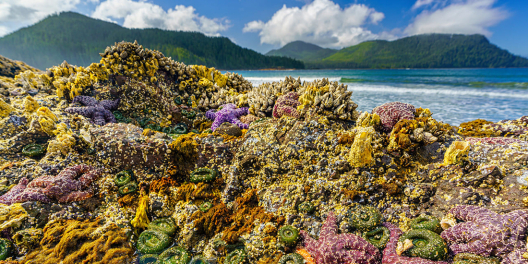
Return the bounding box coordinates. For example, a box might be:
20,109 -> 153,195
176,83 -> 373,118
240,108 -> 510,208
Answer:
90,123 -> 172,171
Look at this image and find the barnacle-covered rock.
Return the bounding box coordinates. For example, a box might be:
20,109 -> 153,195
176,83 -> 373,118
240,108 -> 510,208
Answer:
348,126 -> 375,168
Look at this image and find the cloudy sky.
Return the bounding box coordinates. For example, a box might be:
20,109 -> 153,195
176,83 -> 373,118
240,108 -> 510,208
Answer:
0,0 -> 526,56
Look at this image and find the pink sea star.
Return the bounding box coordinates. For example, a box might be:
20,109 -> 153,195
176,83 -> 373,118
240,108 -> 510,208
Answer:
0,164 -> 101,204
65,96 -> 120,126
273,92 -> 300,119
441,205 -> 528,263
382,222 -> 449,264
300,212 -> 381,264
205,103 -> 249,131
372,102 -> 416,132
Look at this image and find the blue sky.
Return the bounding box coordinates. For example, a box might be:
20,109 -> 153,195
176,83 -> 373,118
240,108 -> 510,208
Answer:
0,0 -> 526,57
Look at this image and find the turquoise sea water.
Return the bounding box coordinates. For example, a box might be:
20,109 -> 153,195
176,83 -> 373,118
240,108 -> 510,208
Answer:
230,68 -> 528,126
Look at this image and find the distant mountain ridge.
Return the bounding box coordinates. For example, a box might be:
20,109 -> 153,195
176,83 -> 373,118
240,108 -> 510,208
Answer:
0,12 -> 304,70
268,35 -> 528,69
266,41 -> 337,61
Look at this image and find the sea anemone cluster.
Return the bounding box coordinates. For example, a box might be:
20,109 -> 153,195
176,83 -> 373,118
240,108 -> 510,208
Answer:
0,41 -> 528,263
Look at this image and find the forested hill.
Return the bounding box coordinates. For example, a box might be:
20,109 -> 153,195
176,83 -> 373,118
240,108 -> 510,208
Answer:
266,41 -> 337,61
0,12 -> 304,70
271,34 -> 528,69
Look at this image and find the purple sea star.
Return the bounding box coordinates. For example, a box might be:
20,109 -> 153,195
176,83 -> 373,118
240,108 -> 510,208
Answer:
273,92 -> 301,119
300,212 -> 381,264
0,178 -> 29,205
372,102 -> 416,132
441,205 -> 528,263
65,96 -> 120,126
382,222 -> 449,264
0,164 -> 101,204
205,103 -> 249,132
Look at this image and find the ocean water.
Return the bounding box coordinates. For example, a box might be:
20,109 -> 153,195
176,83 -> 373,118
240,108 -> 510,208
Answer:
229,68 -> 528,126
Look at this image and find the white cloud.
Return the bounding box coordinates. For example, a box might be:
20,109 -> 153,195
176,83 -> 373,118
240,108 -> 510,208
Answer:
406,0 -> 509,36
92,0 -> 230,36
0,0 -> 81,37
243,0 -> 386,48
412,0 -> 436,10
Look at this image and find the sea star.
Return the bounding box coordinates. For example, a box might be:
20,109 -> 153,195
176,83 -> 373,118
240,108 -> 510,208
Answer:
372,102 -> 416,132
273,92 -> 301,119
65,96 -> 120,126
0,164 -> 101,204
382,222 -> 449,264
300,211 -> 381,264
441,205 -> 528,263
205,103 -> 249,132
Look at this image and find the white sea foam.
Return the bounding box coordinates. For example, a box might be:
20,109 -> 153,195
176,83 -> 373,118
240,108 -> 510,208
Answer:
347,83 -> 528,99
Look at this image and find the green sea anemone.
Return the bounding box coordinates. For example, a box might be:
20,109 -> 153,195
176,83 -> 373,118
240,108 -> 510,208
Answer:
199,202 -> 213,212
139,254 -> 159,264
22,143 -> 46,157
173,123 -> 188,135
398,229 -> 448,261
409,215 -> 443,234
115,170 -> 133,186
189,255 -> 210,264
148,218 -> 177,236
279,253 -> 304,264
158,246 -> 191,264
278,225 -> 299,245
119,181 -> 138,195
362,226 -> 390,249
298,201 -> 315,214
137,230 -> 171,254
0,238 -> 12,261
225,249 -> 246,264
190,168 -> 216,183
453,253 -> 500,264
348,205 -> 382,232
